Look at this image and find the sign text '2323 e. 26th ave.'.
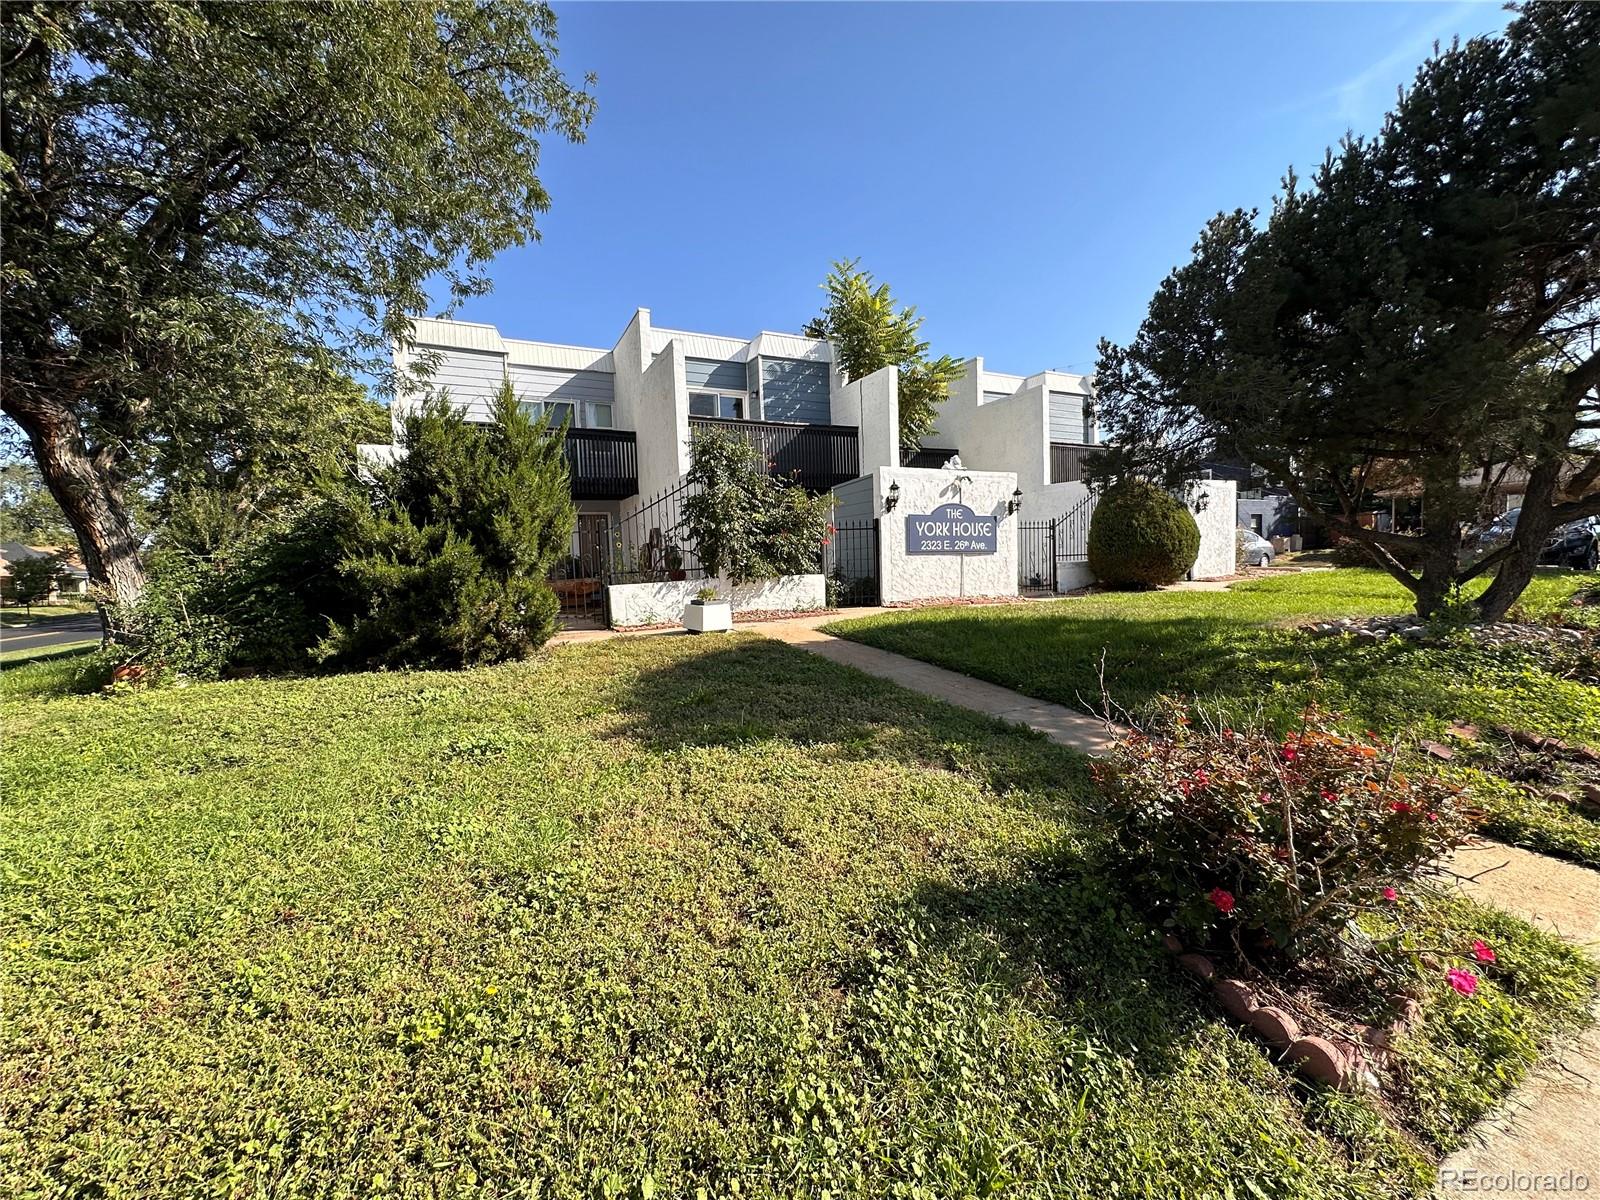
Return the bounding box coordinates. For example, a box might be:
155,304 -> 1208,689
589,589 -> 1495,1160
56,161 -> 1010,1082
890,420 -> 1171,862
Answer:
905,504 -> 999,555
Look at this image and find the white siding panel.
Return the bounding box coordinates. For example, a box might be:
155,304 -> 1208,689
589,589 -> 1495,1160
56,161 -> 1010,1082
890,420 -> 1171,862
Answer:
504,339 -> 613,372
652,329 -> 749,360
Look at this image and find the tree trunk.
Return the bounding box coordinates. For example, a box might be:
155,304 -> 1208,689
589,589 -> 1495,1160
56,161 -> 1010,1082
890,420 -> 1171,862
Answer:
1474,459 -> 1562,622
2,392 -> 144,640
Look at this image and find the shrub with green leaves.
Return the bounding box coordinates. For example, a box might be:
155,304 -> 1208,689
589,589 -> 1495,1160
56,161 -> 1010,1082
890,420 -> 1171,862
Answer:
1091,701 -> 1470,962
318,383 -> 574,668
108,497 -> 359,681
679,428 -> 833,583
1087,480 -> 1200,587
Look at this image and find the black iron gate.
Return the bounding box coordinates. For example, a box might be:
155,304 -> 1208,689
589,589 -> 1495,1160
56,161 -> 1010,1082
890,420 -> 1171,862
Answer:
1018,519 -> 1058,597
550,513 -> 611,624
825,519 -> 879,607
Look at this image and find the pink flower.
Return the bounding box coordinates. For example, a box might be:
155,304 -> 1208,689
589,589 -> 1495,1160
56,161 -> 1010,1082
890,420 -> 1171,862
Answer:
1427,812 -> 1439,823
1259,792 -> 1272,804
1381,887 -> 1399,903
1446,968 -> 1479,996
1471,940 -> 1496,964
1208,887 -> 1236,915
1281,743 -> 1299,762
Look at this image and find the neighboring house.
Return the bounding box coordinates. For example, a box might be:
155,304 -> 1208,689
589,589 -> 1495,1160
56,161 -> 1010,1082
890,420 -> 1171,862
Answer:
0,541 -> 90,602
922,357 -> 1101,522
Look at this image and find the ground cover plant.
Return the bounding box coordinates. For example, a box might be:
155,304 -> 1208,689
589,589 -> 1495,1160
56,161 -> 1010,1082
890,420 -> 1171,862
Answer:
827,569 -> 1600,866
3,634 -> 1593,1197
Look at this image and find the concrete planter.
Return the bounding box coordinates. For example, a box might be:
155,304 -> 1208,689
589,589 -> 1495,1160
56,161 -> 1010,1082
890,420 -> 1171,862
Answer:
682,599 -> 733,634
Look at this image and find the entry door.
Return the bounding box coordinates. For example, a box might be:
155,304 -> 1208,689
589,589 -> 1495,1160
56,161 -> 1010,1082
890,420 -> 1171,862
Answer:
574,514 -> 610,577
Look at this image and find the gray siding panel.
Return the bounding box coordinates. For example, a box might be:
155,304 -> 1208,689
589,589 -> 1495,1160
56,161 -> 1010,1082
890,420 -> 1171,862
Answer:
1048,390 -> 1086,443
829,476 -> 874,522
759,357 -> 830,424
982,390 -> 1014,405
411,346 -> 614,423
507,364 -> 614,407
685,357 -> 747,392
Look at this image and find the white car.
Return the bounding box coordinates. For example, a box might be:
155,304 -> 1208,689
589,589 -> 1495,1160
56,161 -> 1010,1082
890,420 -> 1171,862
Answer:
1238,529 -> 1276,567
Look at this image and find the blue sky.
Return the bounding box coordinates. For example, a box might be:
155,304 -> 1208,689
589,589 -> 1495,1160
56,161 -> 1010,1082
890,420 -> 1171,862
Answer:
441,1 -> 1512,375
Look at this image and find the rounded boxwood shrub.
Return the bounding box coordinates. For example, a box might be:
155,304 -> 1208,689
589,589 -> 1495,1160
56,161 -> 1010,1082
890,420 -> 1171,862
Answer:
1087,480 -> 1201,587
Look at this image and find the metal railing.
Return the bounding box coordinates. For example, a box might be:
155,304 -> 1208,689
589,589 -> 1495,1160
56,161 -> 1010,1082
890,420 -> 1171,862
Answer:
1050,442 -> 1101,485
563,428 -> 637,500
903,446 -> 960,469
689,417 -> 859,493
605,477 -> 706,585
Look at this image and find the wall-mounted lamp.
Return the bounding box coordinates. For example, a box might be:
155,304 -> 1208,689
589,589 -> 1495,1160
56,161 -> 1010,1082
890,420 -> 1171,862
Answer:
1008,487 -> 1024,516
1195,490 -> 1212,514
884,481 -> 900,513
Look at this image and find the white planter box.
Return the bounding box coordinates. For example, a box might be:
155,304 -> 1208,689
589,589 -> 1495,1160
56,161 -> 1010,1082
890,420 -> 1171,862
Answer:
682,600 -> 733,633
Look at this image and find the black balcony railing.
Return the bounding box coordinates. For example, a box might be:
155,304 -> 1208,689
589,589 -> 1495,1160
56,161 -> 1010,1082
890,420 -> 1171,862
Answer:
564,428 -> 638,500
1050,441 -> 1102,485
689,417 -> 859,492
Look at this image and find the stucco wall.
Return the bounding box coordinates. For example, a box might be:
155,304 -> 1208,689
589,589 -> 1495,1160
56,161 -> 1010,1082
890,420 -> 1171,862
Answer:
607,573 -> 825,627
874,466 -> 1019,604
1184,479 -> 1238,580
832,366 -> 900,474
634,341 -> 689,501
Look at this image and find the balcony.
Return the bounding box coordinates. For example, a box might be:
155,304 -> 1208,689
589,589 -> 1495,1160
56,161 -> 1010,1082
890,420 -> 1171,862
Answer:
1050,442 -> 1102,485
689,417 -> 860,492
564,428 -> 638,500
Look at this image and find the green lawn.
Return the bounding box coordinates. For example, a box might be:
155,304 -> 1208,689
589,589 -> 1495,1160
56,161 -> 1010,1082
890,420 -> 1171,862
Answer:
2,633 -> 1594,1197
827,570 -> 1600,867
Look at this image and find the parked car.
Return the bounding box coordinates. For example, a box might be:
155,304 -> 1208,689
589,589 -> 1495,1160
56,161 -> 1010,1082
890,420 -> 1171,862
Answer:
1466,507 -> 1599,569
1238,528 -> 1276,568
1544,516 -> 1599,569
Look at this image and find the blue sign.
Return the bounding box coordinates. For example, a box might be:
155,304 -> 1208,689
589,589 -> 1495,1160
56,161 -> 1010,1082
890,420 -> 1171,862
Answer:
905,503 -> 999,555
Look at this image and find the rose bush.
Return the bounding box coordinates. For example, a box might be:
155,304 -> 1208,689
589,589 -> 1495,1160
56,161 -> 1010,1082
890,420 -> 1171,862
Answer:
1091,701 -> 1471,962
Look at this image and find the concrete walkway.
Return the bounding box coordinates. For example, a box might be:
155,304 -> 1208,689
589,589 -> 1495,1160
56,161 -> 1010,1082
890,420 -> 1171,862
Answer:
756,614 -> 1120,756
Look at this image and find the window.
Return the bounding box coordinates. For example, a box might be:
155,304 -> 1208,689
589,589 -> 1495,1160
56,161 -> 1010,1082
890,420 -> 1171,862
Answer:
689,391 -> 744,419
1251,515 -> 1264,535
585,400 -> 614,429
517,399 -> 576,428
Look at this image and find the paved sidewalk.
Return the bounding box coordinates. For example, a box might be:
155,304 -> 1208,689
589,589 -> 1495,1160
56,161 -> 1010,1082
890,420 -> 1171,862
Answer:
757,615 -> 1120,756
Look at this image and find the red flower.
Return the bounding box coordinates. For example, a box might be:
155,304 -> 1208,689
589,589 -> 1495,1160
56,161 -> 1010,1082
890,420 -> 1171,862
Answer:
1446,968 -> 1479,996
1319,789 -> 1337,803
1471,939 -> 1496,964
1389,800 -> 1413,815
1381,887 -> 1399,903
1281,743 -> 1299,762
1208,887 -> 1236,914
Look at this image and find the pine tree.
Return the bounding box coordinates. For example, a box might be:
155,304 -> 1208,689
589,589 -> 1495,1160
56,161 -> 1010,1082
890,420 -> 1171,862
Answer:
321,381 -> 576,666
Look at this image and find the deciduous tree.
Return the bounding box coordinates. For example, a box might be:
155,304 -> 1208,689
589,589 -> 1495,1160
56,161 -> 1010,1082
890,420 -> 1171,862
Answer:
803,259 -> 962,458
1,1 -> 594,615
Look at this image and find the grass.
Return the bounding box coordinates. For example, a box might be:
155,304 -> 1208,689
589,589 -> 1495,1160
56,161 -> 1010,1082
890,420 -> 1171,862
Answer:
0,602 -> 97,628
3,633 -> 1594,1197
826,569 -> 1600,867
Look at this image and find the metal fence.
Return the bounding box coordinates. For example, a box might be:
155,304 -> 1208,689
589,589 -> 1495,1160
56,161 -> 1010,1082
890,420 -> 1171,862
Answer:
605,478 -> 707,586
824,519 -> 879,606
689,417 -> 859,493
1018,492 -> 1097,597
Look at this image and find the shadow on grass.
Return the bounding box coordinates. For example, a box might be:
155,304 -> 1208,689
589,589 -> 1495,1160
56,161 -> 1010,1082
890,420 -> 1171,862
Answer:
605,633 -> 1203,1064
605,632 -> 1100,801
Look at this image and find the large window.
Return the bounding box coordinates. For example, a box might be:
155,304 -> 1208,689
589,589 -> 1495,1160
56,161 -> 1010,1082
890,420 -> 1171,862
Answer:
689,391 -> 744,420
518,399 -> 579,428
585,400 -> 614,428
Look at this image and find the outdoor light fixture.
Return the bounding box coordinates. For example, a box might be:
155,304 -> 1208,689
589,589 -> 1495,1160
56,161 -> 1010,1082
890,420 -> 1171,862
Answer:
1008,487 -> 1024,516
1196,489 -> 1212,513
885,481 -> 900,513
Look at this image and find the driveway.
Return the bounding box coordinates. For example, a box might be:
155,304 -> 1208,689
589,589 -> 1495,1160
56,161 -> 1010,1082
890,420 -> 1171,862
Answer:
0,613 -> 104,654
